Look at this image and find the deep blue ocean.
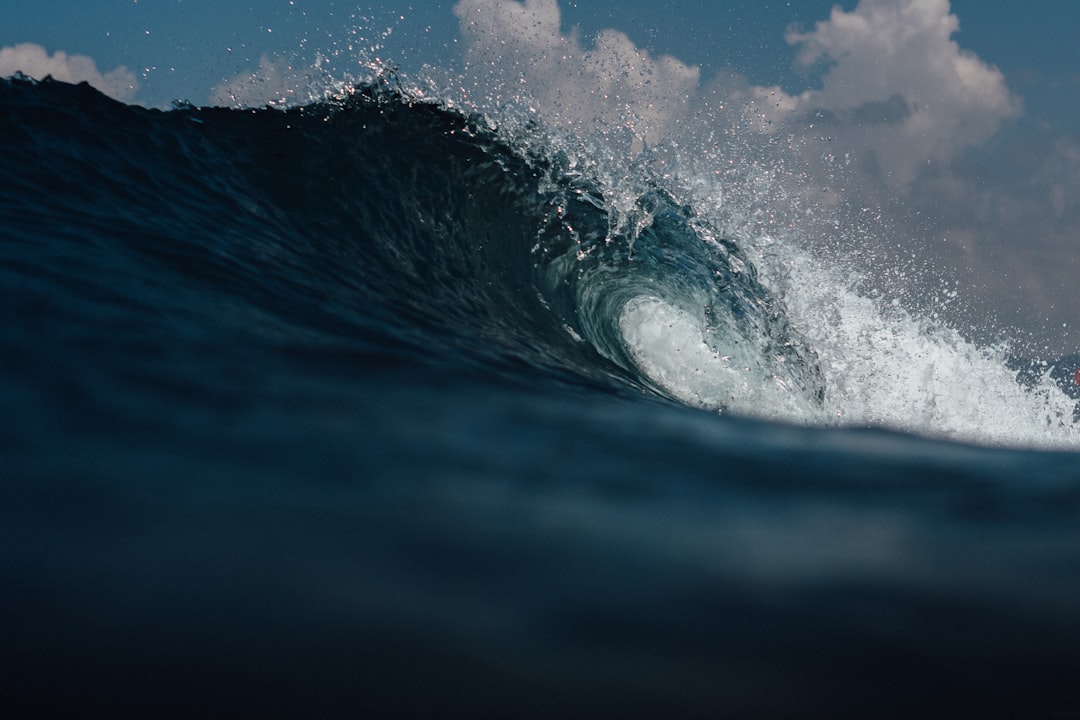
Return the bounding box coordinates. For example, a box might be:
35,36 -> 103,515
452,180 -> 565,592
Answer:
3,73 -> 1080,717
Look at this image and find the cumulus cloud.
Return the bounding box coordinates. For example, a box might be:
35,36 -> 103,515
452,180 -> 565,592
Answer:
209,55 -> 334,108
452,0 -> 1020,190
927,135 -> 1080,331
454,0 -> 700,151
0,42 -> 139,103
783,0 -> 1021,187
210,55 -> 310,108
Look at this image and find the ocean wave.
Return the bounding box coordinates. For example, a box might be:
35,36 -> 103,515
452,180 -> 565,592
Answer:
0,74 -> 825,414
2,72 -> 1078,446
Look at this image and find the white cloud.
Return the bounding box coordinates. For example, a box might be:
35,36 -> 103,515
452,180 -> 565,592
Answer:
209,55 -> 330,108
783,0 -> 1021,187
451,0 -> 1020,189
0,43 -> 138,103
454,0 -> 700,151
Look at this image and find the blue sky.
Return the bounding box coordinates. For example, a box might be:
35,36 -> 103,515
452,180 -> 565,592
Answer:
3,0 -> 1080,352
0,1 -> 859,107
2,1 -> 1075,121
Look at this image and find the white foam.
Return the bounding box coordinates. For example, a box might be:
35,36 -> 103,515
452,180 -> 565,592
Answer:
619,295 -> 819,422
625,236 -> 1080,449
783,252 -> 1080,448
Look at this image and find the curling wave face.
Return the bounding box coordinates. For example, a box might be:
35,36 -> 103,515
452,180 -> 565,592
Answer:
0,74 -> 824,420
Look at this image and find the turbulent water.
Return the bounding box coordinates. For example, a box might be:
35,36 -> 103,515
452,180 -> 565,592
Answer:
3,73 -> 1080,717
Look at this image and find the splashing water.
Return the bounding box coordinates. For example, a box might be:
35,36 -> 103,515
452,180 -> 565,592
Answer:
121,5 -> 1080,450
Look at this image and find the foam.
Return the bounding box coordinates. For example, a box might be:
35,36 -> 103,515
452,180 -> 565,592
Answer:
783,251 -> 1080,448
619,295 -> 820,422
618,224 -> 1080,448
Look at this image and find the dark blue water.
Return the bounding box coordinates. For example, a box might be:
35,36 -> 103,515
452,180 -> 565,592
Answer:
3,75 -> 1080,717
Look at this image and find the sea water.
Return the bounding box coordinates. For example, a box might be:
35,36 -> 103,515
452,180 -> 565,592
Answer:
2,67 -> 1080,717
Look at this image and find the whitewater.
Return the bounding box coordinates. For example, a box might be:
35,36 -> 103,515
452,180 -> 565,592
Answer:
3,19 -> 1080,720
415,61 -> 1080,448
